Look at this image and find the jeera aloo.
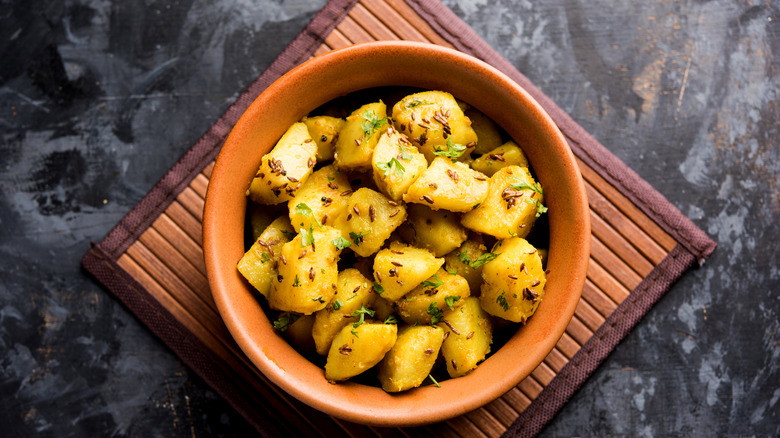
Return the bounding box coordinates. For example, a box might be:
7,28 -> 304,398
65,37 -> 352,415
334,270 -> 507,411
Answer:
238,90 -> 548,392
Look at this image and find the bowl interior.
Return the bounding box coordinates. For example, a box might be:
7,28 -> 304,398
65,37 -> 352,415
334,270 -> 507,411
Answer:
203,41 -> 589,427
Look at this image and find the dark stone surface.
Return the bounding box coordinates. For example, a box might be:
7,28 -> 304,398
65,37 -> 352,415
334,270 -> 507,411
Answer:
1,0 -> 777,436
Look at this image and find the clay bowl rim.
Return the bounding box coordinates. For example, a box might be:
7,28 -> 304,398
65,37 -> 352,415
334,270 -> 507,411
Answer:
203,41 -> 590,427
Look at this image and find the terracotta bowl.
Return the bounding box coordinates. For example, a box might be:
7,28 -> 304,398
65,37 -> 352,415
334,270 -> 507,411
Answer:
203,41 -> 589,427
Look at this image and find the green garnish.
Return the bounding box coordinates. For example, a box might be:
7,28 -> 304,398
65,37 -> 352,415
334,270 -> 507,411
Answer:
384,315 -> 399,324
292,275 -> 301,287
351,305 -> 376,331
458,251 -> 500,269
509,177 -> 547,217
428,303 -> 444,324
398,142 -> 413,160
406,99 -> 434,109
428,374 -> 441,388
433,138 -> 468,159
294,202 -> 322,228
331,236 -> 352,250
300,225 -> 315,248
420,273 -> 444,289
497,291 -> 509,311
444,295 -> 461,310
272,313 -> 299,332
372,282 -> 384,294
260,253 -> 270,263
361,109 -> 388,139
377,157 -> 405,177
349,230 -> 370,246
332,299 -> 344,311
312,296 -> 325,304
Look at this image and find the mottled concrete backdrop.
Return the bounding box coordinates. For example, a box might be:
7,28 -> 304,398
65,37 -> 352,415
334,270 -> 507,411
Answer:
1,0 -> 777,436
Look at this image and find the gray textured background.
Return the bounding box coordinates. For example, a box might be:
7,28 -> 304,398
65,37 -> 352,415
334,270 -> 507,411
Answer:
1,0 -> 778,436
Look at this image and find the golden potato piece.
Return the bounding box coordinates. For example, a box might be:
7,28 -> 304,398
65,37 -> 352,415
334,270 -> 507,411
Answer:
284,314 -> 316,355
479,237 -> 546,323
371,127 -> 428,201
325,322 -> 397,382
312,269 -> 375,355
396,268 -> 470,325
465,107 -> 503,154
398,203 -> 468,257
248,122 -> 317,205
334,101 -> 388,171
403,157 -> 489,212
372,241 -> 444,302
268,226 -> 342,315
444,236 -> 489,295
303,115 -> 345,161
378,325 -> 445,392
237,216 -> 294,298
461,166 -> 545,239
392,91 -> 478,163
439,297 -> 492,378
331,188 -> 407,257
470,141 -> 529,177
288,164 -> 351,231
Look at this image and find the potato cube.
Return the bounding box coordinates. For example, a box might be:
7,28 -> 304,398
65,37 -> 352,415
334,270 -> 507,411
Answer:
479,237 -> 546,323
372,241 -> 444,302
378,325 -> 445,392
444,237 -> 489,295
439,297 -> 492,378
248,122 -> 317,204
398,204 -> 468,257
334,101 -> 388,171
288,164 -> 351,230
371,127 -> 427,201
331,188 -> 407,257
312,269 -> 375,355
392,91 -> 478,163
465,107 -> 503,154
461,166 -> 545,239
396,268 -> 470,325
403,157 -> 489,212
325,322 -> 397,382
284,314 -> 316,355
303,115 -> 345,161
470,141 -> 529,177
268,226 -> 342,315
237,216 -> 294,298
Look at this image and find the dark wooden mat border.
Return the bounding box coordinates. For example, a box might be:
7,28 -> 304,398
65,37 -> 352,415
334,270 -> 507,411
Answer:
82,0 -> 717,436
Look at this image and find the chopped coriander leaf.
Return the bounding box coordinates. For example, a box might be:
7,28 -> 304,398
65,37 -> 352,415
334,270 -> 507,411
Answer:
280,229 -> 295,239
260,253 -> 270,263
497,291 -> 509,311
384,315 -> 399,324
446,267 -> 458,275
428,374 -> 441,388
444,295 -> 461,310
406,99 -> 434,108
351,305 -> 376,329
433,138 -> 468,159
428,303 -> 444,324
360,109 -> 388,139
349,230 -> 370,246
377,157 -> 405,177
300,225 -> 315,247
312,296 -> 325,304
332,299 -> 344,311
294,202 -> 322,228
373,282 -> 384,294
327,176 -> 335,181
509,177 -> 544,195
469,252 -> 500,269
420,273 -> 444,289
531,199 -> 548,217
292,275 -> 301,287
272,313 -> 299,332
397,142 -> 413,160
331,236 -> 352,250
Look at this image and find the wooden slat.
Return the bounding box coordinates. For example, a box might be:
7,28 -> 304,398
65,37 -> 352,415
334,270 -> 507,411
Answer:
574,298 -> 606,333
336,15 -> 376,44
591,234 -> 644,291
590,208 -> 654,276
360,0 -> 431,42
178,186 -> 205,222
191,173 -> 209,198
165,200 -> 202,245
581,278 -> 619,318
554,332 -> 582,359
501,387 -> 532,413
465,407 -> 505,438
587,258 -> 632,305
152,213 -> 206,273
563,313 -> 595,346
543,347 -> 569,374
445,415 -> 488,438
577,156 -> 677,253
483,397 -> 520,428
516,375 -> 543,400
324,28 -> 355,50
384,0 -> 453,46
529,362 -> 556,387
313,44 -> 333,57
349,3 -> 402,41
202,161 -> 214,178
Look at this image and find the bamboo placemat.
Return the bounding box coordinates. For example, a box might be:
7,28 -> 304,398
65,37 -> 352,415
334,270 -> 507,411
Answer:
82,0 -> 717,436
